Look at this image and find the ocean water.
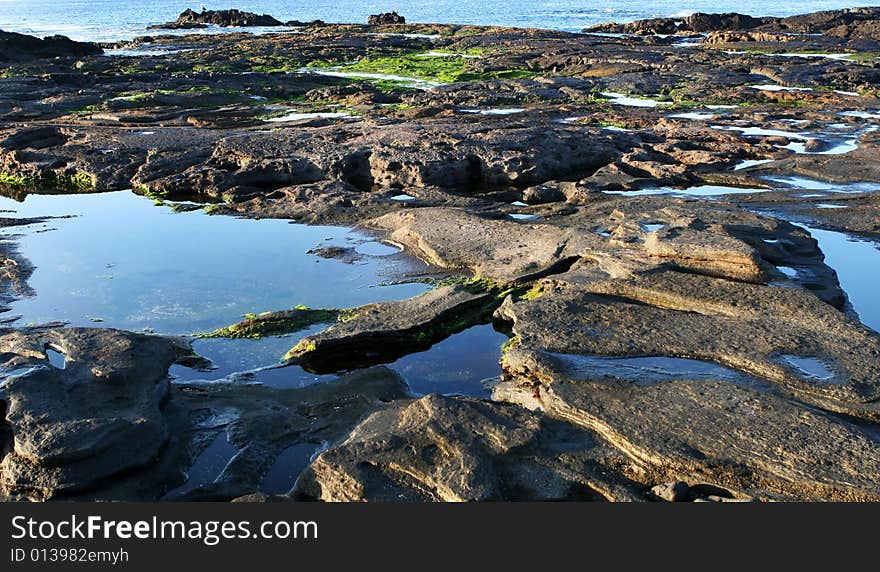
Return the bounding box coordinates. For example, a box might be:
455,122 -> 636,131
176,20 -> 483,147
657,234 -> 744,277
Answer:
0,1 -> 876,42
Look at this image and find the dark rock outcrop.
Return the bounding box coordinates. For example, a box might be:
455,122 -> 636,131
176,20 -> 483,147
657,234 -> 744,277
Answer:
685,13 -> 766,33
368,12 -> 406,25
585,8 -> 880,40
149,8 -> 283,30
0,30 -> 102,62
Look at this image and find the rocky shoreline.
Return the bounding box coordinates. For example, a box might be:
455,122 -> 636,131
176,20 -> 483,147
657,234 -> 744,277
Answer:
1,8 -> 879,502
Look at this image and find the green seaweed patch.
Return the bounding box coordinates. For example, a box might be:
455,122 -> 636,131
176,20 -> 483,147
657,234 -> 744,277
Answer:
500,336 -> 522,365
248,55 -> 304,73
843,52 -> 880,62
517,284 -> 545,301
290,340 -> 317,355
143,188 -> 168,206
0,172 -> 94,193
338,53 -> 538,84
191,62 -> 235,74
372,79 -> 422,92
437,275 -> 519,298
70,104 -> 106,116
202,307 -> 343,340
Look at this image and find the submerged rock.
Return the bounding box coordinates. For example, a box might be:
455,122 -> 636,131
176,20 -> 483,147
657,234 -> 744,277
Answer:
0,326 -> 413,501
286,283 -> 504,372
161,366 -> 411,501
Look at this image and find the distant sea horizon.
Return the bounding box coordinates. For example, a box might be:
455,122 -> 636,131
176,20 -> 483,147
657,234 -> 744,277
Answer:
1,1 -> 877,43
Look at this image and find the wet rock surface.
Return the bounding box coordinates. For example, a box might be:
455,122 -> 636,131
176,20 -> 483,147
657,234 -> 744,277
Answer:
1,8 -> 879,501
0,328 -> 193,499
286,284 -> 504,372
0,327 -> 413,500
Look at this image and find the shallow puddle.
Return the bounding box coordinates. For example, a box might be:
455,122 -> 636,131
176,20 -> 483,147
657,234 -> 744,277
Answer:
798,224 -> 880,332
778,354 -> 838,383
0,191 -> 428,335
713,124 -> 810,139
297,67 -> 443,90
840,110 -> 880,120
460,108 -> 525,115
44,345 -> 66,369
105,46 -> 195,57
545,352 -> 778,393
669,112 -> 716,120
389,324 -> 508,397
164,431 -> 237,498
749,84 -> 813,93
260,443 -> 321,494
370,32 -> 441,39
606,184 -> 768,198
734,159 -> 774,171
714,124 -> 867,156
765,176 -> 879,194
771,52 -> 851,60
265,111 -> 358,123
418,51 -> 480,59
640,223 -> 666,232
601,92 -> 664,108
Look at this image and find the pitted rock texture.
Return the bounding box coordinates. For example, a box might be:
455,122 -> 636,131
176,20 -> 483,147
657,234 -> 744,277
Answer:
0,328 -> 192,498
294,393 -> 644,502
495,355 -> 880,501
1,9 -> 880,502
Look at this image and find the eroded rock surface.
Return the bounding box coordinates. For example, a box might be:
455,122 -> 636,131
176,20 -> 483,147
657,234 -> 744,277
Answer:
0,328 -> 193,498
0,327 -> 415,501
495,358 -> 880,501
294,393 -> 644,501
1,8 -> 879,502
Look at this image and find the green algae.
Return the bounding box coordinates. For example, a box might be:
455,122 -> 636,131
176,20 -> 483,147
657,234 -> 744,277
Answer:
285,275 -> 533,370
0,172 -> 94,194
202,307 -> 343,340
332,52 -> 538,84
500,336 -> 522,366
